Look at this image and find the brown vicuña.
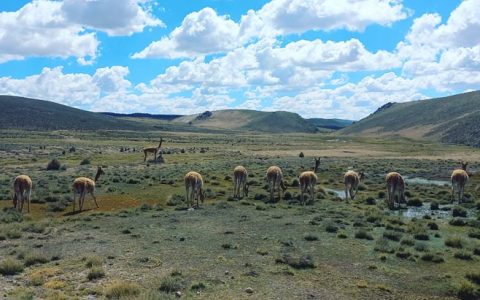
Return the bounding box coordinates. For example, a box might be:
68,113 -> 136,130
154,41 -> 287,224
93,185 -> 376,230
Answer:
344,170 -> 365,201
298,158 -> 320,205
266,166 -> 287,202
385,172 -> 406,209
184,171 -> 206,207
143,138 -> 163,162
13,175 -> 32,213
233,166 -> 249,199
451,161 -> 469,203
72,166 -> 105,212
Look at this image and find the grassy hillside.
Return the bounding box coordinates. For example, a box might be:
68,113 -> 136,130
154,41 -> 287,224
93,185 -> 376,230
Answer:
307,118 -> 353,130
0,95 -> 145,131
341,91 -> 480,147
175,109 -> 318,133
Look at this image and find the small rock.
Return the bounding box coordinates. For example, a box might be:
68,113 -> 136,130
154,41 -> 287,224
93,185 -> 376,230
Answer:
187,208 -> 195,211
225,271 -> 230,275
245,287 -> 254,294
175,291 -> 182,297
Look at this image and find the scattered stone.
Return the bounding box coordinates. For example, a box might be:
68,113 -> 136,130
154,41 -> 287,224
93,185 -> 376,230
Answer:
175,291 -> 182,298
245,287 -> 254,294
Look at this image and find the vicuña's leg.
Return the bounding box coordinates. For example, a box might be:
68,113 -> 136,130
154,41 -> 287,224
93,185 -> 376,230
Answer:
451,184 -> 455,203
27,189 -> 31,213
91,192 -> 99,208
73,192 -> 76,212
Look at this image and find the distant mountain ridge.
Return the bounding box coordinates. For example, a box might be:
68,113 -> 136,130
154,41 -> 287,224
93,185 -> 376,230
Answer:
101,112 -> 182,121
0,95 -> 351,133
340,90 -> 480,147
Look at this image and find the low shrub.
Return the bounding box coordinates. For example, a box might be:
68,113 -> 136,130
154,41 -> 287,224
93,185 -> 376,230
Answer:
46,159 -> 61,170
0,258 -> 24,275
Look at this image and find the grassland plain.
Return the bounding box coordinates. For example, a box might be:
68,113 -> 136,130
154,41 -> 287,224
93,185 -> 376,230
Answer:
0,129 -> 479,299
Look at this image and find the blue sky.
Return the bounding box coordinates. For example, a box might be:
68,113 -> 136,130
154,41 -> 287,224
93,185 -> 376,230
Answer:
0,0 -> 478,119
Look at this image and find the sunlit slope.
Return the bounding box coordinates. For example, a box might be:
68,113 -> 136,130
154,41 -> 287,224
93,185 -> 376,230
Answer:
340,91 -> 480,147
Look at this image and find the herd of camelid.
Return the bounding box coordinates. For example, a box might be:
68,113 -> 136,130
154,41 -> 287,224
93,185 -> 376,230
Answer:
10,139 -> 470,214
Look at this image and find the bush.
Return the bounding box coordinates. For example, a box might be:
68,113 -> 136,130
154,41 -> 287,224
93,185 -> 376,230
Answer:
46,158 -> 61,170
299,152 -> 304,158
69,146 -> 76,153
24,252 -> 49,266
378,191 -> 386,198
400,237 -> 415,246
454,251 -> 473,260
457,281 -> 480,300
291,179 -> 300,187
87,267 -> 105,281
0,258 -> 24,275
80,158 -> 91,165
395,251 -> 412,259
105,281 -> 141,299
430,201 -> 439,210
0,208 -> 23,224
374,238 -> 395,253
85,256 -> 103,268
383,230 -> 402,242
325,223 -> 339,233
166,194 -> 184,206
159,275 -> 186,293
468,230 -> 480,239
407,198 -> 422,207
445,236 -> 464,248
421,253 -> 444,263
427,222 -> 439,230
466,272 -> 480,285
355,229 -> 374,240
304,233 -> 319,241
450,218 -> 467,226
453,206 -> 468,217
365,197 -> 376,205
276,254 -> 315,269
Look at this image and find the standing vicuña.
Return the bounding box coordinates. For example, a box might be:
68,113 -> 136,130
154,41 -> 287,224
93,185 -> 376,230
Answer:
451,161 -> 469,203
13,175 -> 32,213
143,138 -> 163,162
385,172 -> 406,209
184,171 -> 206,207
299,158 -> 320,205
72,166 -> 105,212
266,166 -> 287,202
344,170 -> 365,201
233,166 -> 249,199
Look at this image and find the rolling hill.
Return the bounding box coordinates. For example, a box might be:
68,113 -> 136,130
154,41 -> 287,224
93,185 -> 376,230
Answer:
0,95 -> 144,130
0,96 -> 348,133
340,91 -> 480,147
173,109 -> 319,133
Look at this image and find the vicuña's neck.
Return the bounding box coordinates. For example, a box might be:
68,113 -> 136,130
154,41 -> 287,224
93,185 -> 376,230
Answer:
94,171 -> 102,182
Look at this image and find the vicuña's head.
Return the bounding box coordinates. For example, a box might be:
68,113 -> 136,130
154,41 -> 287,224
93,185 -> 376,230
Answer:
359,171 -> 365,181
244,184 -> 249,197
313,157 -> 321,173
199,188 -> 206,203
95,166 -> 105,182
461,161 -> 468,171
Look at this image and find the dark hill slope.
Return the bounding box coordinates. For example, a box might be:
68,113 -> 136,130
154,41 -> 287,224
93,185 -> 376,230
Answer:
0,95 -> 144,130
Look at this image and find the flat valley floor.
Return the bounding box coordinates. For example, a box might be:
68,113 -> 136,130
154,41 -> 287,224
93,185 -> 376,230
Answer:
0,130 -> 479,299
